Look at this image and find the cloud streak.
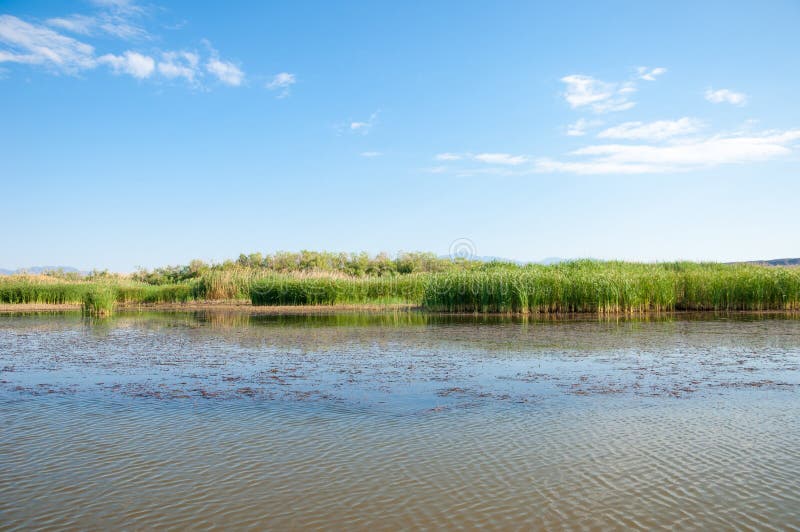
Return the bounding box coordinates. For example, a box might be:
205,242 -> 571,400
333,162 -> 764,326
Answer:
46,0 -> 149,40
433,152 -> 528,166
566,118 -> 603,137
473,153 -> 528,165
637,66 -> 667,81
536,129 -> 800,174
0,15 -> 96,74
597,117 -> 703,141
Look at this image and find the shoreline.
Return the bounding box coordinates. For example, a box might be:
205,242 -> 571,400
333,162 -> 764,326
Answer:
1,301 -> 799,317
0,301 -> 419,314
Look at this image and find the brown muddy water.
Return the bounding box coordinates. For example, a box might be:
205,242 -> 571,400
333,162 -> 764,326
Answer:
1,312 -> 799,530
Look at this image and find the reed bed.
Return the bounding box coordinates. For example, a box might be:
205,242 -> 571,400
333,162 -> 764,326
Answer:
194,268 -> 274,300
422,261 -> 800,313
81,286 -> 117,316
3,261 -> 800,313
0,277 -> 89,304
0,278 -> 197,305
250,273 -> 426,306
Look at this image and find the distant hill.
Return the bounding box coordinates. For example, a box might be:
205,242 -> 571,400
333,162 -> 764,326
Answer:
0,266 -> 83,276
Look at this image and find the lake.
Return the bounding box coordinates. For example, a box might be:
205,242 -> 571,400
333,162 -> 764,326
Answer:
1,312 -> 799,529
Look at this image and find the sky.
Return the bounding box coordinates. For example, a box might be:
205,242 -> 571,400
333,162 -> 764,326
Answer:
1,0 -> 799,271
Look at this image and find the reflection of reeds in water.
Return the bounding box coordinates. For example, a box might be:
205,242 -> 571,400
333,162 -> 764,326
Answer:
249,311 -> 431,328
202,312 -> 253,329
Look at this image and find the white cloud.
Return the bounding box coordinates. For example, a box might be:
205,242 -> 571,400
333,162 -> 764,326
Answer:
0,15 -> 96,73
206,57 -> 243,86
347,112 -> 379,135
157,51 -> 199,82
473,153 -> 528,165
597,117 -> 702,141
435,153 -> 462,161
98,50 -> 154,78
360,151 -> 382,157
562,75 -> 614,107
535,159 -> 664,175
266,72 -> 296,94
705,88 -> 747,106
561,74 -> 637,113
536,129 -> 800,174
637,66 -> 667,81
2,12 -> 244,90
566,118 -> 603,137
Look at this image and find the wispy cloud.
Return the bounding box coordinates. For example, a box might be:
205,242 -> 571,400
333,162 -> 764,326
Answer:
360,151 -> 382,158
432,152 -> 527,166
47,0 -> 149,40
0,15 -> 96,74
1,10 -> 247,90
597,117 -> 703,141
637,66 -> 667,81
566,118 -> 603,137
561,67 -> 668,114
561,74 -> 637,113
266,72 -> 296,97
346,112 -> 379,135
705,88 -> 747,106
206,56 -> 243,86
536,128 -> 800,174
98,50 -> 154,78
46,15 -> 96,36
423,165 -> 449,174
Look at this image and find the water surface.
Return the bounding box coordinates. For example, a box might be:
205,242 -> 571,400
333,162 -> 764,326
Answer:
1,312 -> 799,529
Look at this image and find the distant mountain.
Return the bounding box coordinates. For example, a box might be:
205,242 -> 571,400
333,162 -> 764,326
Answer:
738,258 -> 800,266
0,266 -> 83,275
472,256 -> 528,264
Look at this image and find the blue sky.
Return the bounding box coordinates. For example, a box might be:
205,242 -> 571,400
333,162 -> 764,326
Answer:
1,0 -> 799,271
